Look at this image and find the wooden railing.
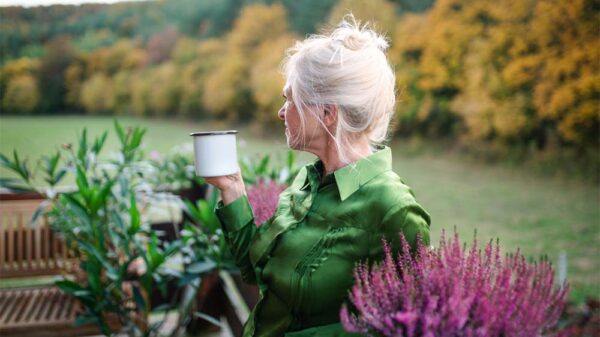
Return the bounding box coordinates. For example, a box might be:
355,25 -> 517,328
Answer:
0,193 -> 95,337
0,193 -> 73,279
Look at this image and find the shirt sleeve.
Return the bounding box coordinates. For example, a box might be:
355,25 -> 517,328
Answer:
215,194 -> 258,285
375,202 -> 431,257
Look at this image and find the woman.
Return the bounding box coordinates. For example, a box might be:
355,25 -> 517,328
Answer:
205,17 -> 431,337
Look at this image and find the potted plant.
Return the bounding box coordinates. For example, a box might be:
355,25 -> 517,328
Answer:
147,144 -> 207,203
0,121 -> 203,337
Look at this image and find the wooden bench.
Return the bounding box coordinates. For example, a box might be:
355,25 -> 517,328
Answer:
0,192 -> 103,337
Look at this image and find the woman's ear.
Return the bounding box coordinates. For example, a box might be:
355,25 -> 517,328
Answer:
323,104 -> 338,127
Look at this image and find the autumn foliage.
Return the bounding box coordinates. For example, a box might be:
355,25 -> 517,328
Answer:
0,0 -> 597,153
389,0 -> 598,151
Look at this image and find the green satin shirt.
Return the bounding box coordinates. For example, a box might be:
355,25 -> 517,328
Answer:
215,146 -> 431,337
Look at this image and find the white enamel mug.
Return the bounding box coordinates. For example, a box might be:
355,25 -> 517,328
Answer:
190,130 -> 238,177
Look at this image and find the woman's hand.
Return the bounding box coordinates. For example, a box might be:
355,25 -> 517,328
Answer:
204,170 -> 246,206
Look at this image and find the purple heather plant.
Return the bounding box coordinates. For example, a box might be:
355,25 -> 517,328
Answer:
246,179 -> 287,227
340,230 -> 569,337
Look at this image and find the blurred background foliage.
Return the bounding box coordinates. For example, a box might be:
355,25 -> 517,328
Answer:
0,0 -> 598,179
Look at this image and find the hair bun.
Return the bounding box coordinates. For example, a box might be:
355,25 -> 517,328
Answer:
342,31 -> 389,51
331,15 -> 389,52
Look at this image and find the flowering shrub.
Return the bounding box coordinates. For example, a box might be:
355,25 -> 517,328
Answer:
340,230 -> 569,337
246,179 -> 287,226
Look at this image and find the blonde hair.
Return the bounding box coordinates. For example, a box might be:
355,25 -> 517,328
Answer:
282,14 -> 396,164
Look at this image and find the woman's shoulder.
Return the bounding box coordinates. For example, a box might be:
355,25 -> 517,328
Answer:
358,170 -> 422,212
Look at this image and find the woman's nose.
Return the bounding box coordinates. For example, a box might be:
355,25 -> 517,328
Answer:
278,105 -> 285,121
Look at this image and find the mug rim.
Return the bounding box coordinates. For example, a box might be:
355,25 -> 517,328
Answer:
190,130 -> 238,136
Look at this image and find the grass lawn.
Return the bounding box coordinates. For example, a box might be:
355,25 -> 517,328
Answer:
1,115 -> 598,303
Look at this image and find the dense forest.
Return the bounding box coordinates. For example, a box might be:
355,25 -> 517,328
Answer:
0,0 -> 597,161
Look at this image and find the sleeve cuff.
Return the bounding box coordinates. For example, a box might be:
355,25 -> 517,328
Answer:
215,194 -> 254,232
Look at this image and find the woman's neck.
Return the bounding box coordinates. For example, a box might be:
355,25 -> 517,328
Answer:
316,137 -> 372,176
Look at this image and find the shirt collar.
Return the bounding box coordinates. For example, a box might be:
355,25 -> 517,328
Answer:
301,145 -> 393,201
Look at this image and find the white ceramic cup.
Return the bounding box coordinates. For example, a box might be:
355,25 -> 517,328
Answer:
190,130 -> 238,177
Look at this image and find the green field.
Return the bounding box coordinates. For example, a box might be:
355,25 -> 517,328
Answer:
1,115 -> 598,303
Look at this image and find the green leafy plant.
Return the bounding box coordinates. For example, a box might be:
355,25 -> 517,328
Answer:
240,150 -> 299,185
180,188 -> 236,273
0,149 -> 67,193
0,121 -> 196,337
147,144 -> 205,192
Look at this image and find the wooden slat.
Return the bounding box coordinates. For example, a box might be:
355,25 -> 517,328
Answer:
16,212 -> 23,272
52,230 -> 59,269
12,289 -> 33,327
43,220 -> 50,269
61,293 -> 75,320
25,220 -> 32,271
34,222 -> 42,270
29,289 -> 47,323
0,212 -> 5,272
3,290 -> 24,324
0,286 -> 106,335
38,288 -> 54,323
7,212 -> 14,271
0,290 -> 18,323
46,288 -> 63,321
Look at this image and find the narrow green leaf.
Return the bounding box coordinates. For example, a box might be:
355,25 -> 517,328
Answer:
114,119 -> 126,145
0,153 -> 10,168
56,279 -> 85,295
193,311 -> 223,327
178,273 -> 200,287
13,150 -> 31,182
52,168 -> 68,186
186,260 -> 216,274
129,194 -> 140,234
147,232 -> 165,269
73,290 -> 92,297
99,179 -> 114,203
183,199 -> 201,221
73,314 -> 97,327
30,201 -> 49,226
287,150 -> 295,169
44,152 -> 61,176
62,194 -> 91,227
0,178 -> 34,192
87,268 -> 101,292
88,188 -> 102,214
92,131 -> 108,154
106,266 -> 119,281
111,210 -> 125,232
198,201 -> 220,232
75,165 -> 89,191
77,129 -> 88,163
130,128 -> 146,150
257,155 -> 270,174
208,187 -> 219,208
160,267 -> 182,278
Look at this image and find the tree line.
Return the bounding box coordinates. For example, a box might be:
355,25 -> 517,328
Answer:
0,0 -> 596,155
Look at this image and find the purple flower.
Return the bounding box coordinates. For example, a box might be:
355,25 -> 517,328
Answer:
246,179 -> 287,227
340,229 -> 569,337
